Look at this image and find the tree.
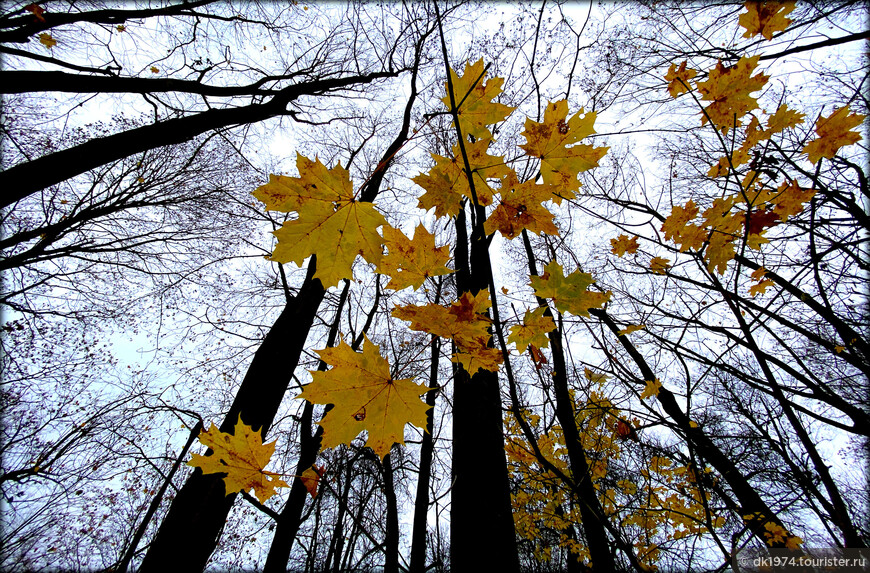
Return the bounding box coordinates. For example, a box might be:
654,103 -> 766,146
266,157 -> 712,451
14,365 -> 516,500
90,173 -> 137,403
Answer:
2,1 -> 867,572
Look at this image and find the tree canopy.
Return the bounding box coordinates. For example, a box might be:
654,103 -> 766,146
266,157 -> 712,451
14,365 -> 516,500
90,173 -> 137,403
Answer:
1,1 -> 867,572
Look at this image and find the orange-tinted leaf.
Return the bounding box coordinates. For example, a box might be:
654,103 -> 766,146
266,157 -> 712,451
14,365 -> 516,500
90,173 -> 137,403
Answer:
615,420 -> 639,442
300,465 -> 325,499
25,3 -> 46,22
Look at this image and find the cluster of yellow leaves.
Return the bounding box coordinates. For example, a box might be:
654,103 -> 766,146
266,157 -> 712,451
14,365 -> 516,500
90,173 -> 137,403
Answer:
416,62 -> 606,242
188,415 -> 289,503
530,261 -> 611,317
506,392 -> 724,571
742,513 -> 804,549
393,290 -> 503,374
300,336 -> 431,460
748,266 -> 775,296
660,178 -> 816,275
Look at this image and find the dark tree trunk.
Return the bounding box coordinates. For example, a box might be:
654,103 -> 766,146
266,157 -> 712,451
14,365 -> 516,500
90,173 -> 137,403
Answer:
139,262 -> 326,572
521,230 -> 615,571
449,207 -> 520,572
383,453 -> 400,573
409,334 -> 440,573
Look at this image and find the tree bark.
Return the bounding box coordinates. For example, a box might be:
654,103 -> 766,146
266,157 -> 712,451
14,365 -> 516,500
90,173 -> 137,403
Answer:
383,452 -> 400,573
409,334 -> 440,573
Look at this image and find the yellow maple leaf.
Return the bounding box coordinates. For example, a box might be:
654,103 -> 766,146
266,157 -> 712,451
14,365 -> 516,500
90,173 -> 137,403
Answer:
300,336 -> 431,460
38,32 -> 56,48
749,278 -> 775,296
253,154 -> 387,288
520,100 -> 609,193
739,1 -> 795,40
188,415 -> 289,503
705,232 -> 737,274
640,378 -> 663,400
508,307 -> 556,353
584,367 -> 609,384
442,59 -> 516,140
802,106 -> 866,164
650,257 -> 671,275
530,261 -> 611,317
610,234 -> 640,257
484,172 -> 559,239
412,164 -> 463,218
664,61 -> 697,98
766,103 -> 805,135
695,56 -> 769,132
661,200 -> 699,242
378,224 -> 452,291
150,66 -> 159,74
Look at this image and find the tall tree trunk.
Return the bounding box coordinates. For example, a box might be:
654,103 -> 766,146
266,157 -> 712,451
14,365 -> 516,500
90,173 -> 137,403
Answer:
139,36 -> 424,567
383,452 -> 400,573
263,280 -> 351,573
409,333 -> 441,573
139,263 -> 327,573
521,230 -> 615,571
449,206 -> 520,572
